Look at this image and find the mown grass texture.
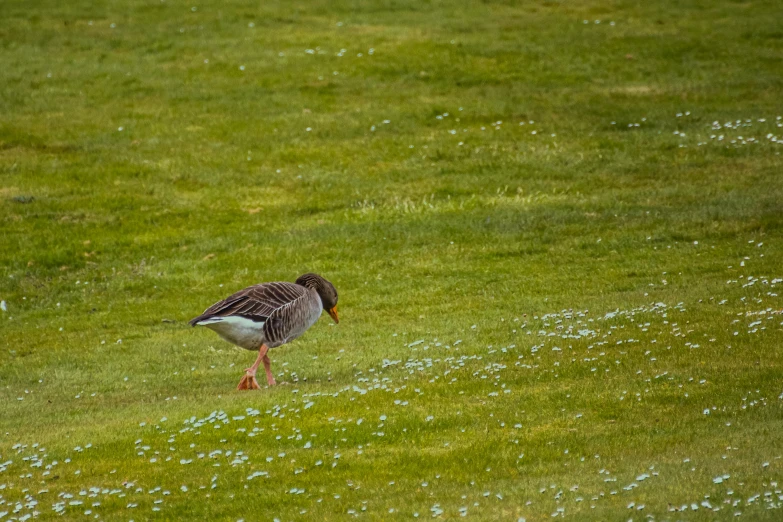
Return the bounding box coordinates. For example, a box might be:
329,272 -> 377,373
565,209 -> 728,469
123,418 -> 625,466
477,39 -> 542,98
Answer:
1,0 -> 783,520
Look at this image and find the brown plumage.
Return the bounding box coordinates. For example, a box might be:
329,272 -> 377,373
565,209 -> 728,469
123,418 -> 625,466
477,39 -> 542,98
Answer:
189,273 -> 339,390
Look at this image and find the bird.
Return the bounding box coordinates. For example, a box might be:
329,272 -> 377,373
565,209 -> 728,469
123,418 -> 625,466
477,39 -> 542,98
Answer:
189,273 -> 339,390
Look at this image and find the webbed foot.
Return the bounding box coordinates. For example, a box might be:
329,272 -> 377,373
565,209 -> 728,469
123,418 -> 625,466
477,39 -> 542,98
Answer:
237,373 -> 260,390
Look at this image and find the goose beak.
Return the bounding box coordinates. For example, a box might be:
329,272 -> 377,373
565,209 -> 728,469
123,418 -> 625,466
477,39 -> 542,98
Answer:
327,306 -> 339,324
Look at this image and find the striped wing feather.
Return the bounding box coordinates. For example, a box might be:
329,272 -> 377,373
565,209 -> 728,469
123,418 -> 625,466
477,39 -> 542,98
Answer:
189,282 -> 307,326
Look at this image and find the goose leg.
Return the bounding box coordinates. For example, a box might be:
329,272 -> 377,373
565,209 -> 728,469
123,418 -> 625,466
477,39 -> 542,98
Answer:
237,344 -> 269,390
262,354 -> 276,386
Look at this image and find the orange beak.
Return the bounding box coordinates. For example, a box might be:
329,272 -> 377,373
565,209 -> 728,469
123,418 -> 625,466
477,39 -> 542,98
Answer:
327,306 -> 339,324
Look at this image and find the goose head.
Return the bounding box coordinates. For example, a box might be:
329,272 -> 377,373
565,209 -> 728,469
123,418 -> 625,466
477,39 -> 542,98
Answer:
295,273 -> 339,323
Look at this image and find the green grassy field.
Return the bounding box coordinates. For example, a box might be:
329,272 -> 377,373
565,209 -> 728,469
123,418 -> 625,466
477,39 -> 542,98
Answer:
2,0 -> 783,519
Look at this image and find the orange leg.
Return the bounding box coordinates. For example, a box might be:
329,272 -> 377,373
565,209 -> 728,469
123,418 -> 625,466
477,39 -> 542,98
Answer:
262,354 -> 276,386
237,344 -> 270,390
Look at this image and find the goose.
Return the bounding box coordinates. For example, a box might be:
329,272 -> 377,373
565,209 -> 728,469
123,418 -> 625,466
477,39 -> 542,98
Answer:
189,273 -> 339,390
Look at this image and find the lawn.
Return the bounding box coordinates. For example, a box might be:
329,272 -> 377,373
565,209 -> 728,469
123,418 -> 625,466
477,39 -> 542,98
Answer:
1,0 -> 783,519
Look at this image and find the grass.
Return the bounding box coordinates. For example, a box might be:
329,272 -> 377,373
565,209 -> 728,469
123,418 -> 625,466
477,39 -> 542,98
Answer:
1,0 -> 783,519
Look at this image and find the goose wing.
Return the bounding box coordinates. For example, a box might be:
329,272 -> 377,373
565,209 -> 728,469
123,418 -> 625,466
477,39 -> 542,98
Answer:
189,282 -> 308,326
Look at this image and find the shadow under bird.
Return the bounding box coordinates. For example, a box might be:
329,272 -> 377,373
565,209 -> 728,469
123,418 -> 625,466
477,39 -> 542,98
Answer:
189,273 -> 339,390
